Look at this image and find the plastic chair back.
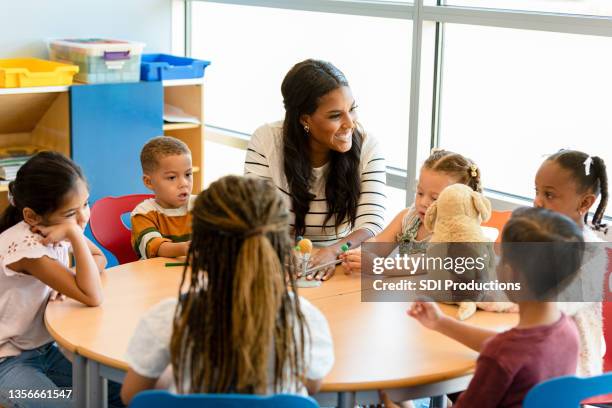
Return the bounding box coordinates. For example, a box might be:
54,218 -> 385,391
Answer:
129,391 -> 320,408
524,373 -> 612,407
90,194 -> 153,264
481,210 -> 512,243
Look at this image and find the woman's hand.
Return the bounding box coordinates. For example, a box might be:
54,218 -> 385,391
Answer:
407,301 -> 445,331
340,248 -> 362,274
307,247 -> 338,281
31,222 -> 82,246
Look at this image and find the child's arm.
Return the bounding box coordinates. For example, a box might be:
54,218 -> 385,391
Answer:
453,356 -> 512,408
340,208 -> 410,273
408,301 -> 497,352
85,235 -> 107,272
131,212 -> 188,259
121,368 -> 159,405
157,241 -> 190,258
9,223 -> 103,306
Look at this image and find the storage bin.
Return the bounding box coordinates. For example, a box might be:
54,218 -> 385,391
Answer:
0,58 -> 78,88
140,54 -> 210,81
49,39 -> 145,84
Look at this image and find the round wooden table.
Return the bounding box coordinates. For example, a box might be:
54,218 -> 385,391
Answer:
45,257 -> 518,408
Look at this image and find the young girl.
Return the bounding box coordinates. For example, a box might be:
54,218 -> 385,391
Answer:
0,152 -> 123,408
406,207 -> 584,408
340,149 -> 483,273
121,176 -> 334,404
534,149 -> 608,376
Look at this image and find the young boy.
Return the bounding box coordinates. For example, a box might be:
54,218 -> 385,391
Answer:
406,207 -> 584,408
131,136 -> 194,259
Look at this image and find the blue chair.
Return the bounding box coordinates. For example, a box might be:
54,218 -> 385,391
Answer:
523,373 -> 612,407
129,390 -> 320,408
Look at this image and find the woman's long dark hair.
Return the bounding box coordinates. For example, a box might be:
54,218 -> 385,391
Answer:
281,59 -> 362,237
0,151 -> 85,233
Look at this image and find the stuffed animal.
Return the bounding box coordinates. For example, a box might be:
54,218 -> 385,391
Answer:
424,183 -> 517,320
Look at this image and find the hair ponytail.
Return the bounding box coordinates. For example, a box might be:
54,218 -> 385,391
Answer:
0,153 -> 85,234
171,176 -> 306,394
0,182 -> 23,233
590,156 -> 608,233
548,150 -> 608,233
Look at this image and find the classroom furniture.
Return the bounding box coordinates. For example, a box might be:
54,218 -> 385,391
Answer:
481,210 -> 512,243
45,258 -> 518,408
0,79 -> 205,265
89,193 -> 154,264
523,372 -> 612,408
130,390 -> 319,408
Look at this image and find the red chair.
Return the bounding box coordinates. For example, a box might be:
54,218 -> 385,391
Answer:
581,247 -> 612,406
90,194 -> 153,264
482,210 -> 512,243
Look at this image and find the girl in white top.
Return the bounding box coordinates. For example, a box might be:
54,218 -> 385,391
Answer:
534,149 -> 609,376
245,59 -> 386,280
121,176 -> 334,405
341,149 -> 484,273
0,152 -> 117,408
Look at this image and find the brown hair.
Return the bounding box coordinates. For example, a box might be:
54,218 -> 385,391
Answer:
140,136 -> 191,174
170,175 -> 306,394
423,149 -> 482,192
547,150 -> 608,233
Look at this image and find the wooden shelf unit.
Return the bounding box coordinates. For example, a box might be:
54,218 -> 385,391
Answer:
0,89 -> 71,210
162,82 -> 205,193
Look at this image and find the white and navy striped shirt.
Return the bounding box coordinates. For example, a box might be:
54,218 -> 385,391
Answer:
244,121 -> 387,246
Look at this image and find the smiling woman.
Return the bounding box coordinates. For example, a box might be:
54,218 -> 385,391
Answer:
244,59 -> 387,279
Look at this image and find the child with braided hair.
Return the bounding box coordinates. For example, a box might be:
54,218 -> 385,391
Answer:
121,176 -> 334,404
534,149 -> 609,376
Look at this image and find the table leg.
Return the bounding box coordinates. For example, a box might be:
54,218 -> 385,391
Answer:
86,360 -> 108,408
72,354 -> 86,407
430,395 -> 445,408
338,391 -> 355,408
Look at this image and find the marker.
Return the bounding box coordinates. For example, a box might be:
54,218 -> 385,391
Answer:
302,243 -> 352,277
165,262 -> 187,267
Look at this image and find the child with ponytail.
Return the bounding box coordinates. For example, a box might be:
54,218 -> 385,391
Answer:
534,149 -> 609,376
121,175 -> 334,404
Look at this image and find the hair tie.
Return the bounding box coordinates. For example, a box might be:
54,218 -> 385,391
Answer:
243,222 -> 286,238
584,156 -> 593,176
469,164 -> 478,178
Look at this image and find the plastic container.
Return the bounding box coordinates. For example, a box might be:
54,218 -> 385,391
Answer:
0,58 -> 79,88
140,54 -> 210,81
49,39 -> 145,84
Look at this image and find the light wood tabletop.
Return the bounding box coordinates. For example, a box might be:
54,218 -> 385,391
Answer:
44,258 -> 361,369
44,257 -> 518,392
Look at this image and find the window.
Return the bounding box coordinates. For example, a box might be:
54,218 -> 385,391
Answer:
191,1 -> 413,169
438,23 -> 612,216
428,0 -> 612,17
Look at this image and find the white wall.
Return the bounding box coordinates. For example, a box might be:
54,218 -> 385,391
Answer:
2,0 -> 173,58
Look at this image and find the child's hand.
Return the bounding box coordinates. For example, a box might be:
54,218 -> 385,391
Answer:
49,290 -> 66,302
31,223 -> 82,246
340,248 -> 361,274
407,301 -> 444,330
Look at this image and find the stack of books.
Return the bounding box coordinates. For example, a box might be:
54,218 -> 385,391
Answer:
0,151 -> 35,187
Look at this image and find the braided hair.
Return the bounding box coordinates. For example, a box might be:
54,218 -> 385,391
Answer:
547,150 -> 608,233
423,149 -> 482,192
170,175 -> 307,394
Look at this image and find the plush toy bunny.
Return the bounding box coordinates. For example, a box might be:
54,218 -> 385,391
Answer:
424,183 -> 517,320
